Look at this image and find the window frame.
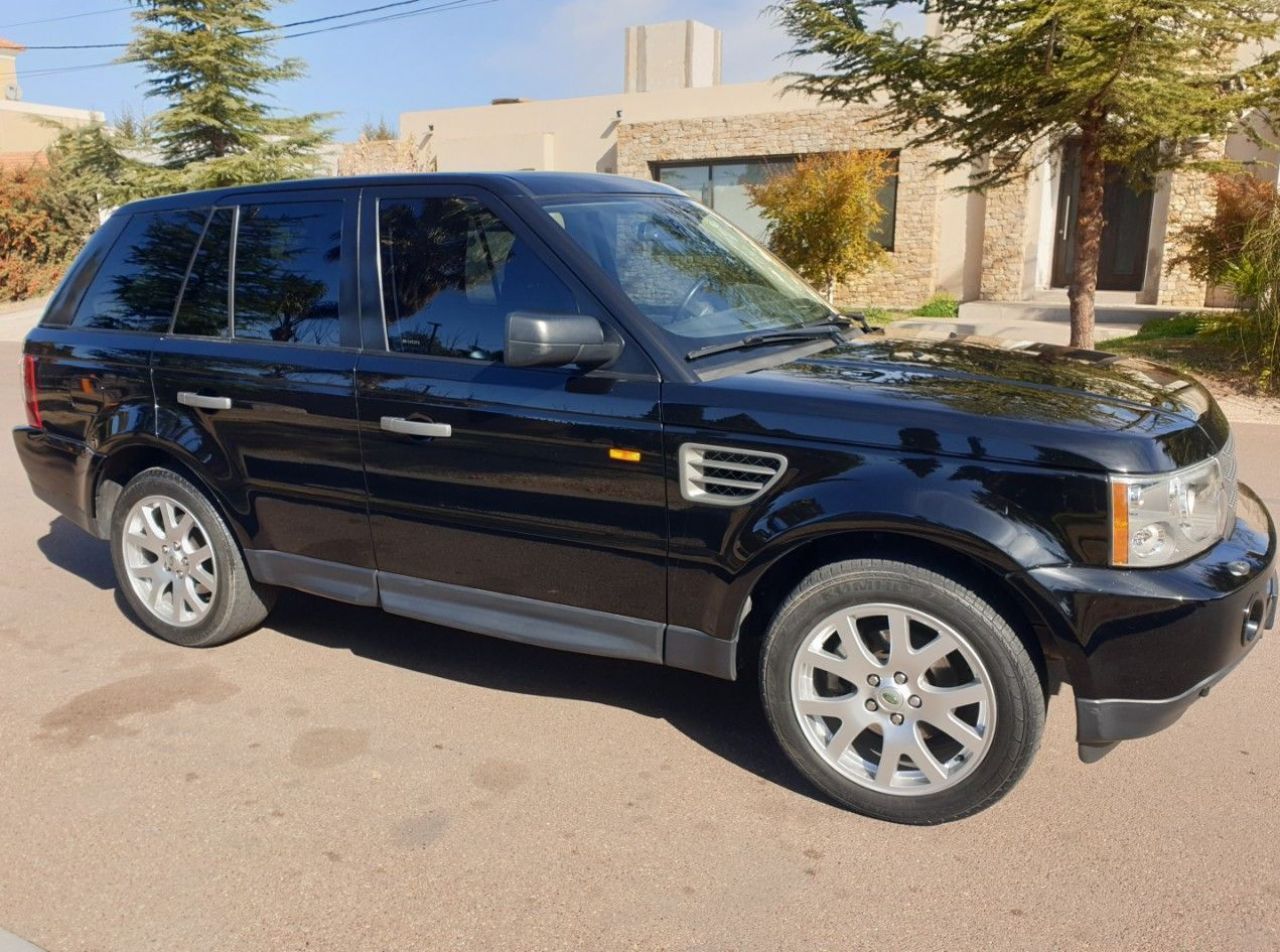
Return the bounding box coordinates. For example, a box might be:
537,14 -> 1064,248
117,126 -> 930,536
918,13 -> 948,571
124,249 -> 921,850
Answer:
651,151 -> 901,252
359,184 -> 616,366
163,187 -> 361,351
228,194 -> 355,351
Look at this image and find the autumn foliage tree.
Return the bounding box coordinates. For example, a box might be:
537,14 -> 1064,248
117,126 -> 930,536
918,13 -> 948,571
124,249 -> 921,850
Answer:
1171,173 -> 1279,287
747,150 -> 891,302
0,159 -> 98,302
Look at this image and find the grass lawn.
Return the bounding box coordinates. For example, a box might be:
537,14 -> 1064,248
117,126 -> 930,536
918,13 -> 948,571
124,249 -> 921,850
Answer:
1102,311 -> 1277,395
859,293 -> 960,328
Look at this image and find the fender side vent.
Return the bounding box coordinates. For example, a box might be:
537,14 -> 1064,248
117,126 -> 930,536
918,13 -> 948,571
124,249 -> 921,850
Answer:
679,443 -> 788,507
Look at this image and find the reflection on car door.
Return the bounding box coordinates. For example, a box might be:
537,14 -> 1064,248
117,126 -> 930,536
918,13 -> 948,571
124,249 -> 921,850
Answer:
149,188 -> 375,599
355,185 -> 670,661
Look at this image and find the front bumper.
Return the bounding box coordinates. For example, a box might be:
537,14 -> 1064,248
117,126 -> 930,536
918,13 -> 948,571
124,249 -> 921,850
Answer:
1015,483 -> 1277,762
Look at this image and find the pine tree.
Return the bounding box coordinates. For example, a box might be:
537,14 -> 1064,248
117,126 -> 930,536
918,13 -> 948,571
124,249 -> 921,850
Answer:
54,0 -> 330,205
125,0 -> 329,189
775,0 -> 1280,349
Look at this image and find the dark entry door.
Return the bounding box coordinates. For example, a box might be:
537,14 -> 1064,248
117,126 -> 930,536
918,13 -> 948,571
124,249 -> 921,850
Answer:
1051,144 -> 1155,292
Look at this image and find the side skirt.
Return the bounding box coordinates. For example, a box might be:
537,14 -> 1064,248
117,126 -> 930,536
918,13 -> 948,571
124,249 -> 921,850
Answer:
243,550 -> 737,680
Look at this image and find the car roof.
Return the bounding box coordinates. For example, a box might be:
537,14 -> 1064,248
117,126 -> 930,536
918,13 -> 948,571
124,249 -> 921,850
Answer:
113,171 -> 682,215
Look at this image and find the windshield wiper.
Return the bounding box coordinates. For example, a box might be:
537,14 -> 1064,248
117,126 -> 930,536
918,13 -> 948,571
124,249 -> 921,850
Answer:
685,321 -> 854,361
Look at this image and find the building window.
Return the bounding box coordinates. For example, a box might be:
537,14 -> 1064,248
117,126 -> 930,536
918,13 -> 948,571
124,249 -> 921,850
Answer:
654,153 -> 899,251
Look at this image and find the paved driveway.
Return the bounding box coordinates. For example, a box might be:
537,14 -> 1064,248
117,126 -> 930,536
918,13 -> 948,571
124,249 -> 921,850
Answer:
0,340 -> 1276,951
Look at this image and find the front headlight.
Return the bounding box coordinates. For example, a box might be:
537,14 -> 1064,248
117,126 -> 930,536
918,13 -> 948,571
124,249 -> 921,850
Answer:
1109,448 -> 1236,567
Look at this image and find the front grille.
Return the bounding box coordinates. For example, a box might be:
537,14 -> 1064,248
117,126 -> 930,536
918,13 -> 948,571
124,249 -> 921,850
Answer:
679,444 -> 788,507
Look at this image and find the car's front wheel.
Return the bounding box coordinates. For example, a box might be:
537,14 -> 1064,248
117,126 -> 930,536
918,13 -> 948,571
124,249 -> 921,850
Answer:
760,558 -> 1044,824
110,467 -> 275,647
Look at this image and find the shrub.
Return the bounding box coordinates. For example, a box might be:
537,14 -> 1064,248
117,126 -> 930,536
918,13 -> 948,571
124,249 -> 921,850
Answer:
1228,213 -> 1280,390
746,150 -> 891,302
1171,173 -> 1278,287
0,156 -> 98,303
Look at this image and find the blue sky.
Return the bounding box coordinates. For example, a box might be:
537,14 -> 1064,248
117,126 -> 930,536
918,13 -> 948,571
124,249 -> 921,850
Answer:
1,0 -> 820,140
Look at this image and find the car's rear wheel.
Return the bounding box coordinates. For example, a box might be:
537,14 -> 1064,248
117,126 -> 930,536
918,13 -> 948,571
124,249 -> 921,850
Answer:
760,558 -> 1044,824
110,467 -> 274,647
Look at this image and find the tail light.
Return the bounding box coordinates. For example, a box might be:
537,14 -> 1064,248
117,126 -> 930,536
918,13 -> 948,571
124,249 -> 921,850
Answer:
21,354 -> 42,429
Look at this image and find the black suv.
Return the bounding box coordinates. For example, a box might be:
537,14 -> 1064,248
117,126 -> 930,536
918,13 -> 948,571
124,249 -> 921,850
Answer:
15,173 -> 1277,824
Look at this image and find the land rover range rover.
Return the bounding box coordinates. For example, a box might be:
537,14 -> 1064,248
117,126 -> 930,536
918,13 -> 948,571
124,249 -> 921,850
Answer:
15,173 -> 1277,824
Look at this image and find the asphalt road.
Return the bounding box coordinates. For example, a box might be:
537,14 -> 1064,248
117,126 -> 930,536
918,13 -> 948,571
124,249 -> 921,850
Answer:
0,339 -> 1277,952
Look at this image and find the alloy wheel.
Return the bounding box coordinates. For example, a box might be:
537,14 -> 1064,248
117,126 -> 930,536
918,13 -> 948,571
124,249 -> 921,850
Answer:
789,602 -> 997,796
120,494 -> 218,628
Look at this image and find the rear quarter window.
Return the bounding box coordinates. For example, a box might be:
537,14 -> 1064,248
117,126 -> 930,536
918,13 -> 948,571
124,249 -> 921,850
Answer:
71,208 -> 207,333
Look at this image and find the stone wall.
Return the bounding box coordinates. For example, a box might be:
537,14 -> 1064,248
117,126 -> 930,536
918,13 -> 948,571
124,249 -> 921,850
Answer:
1158,155 -> 1219,308
337,137 -> 435,176
979,170 -> 1032,301
616,108 -> 945,309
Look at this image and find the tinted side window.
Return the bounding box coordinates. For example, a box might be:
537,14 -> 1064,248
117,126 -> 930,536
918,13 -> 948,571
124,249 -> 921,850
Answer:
71,209 -> 207,333
378,196 -> 578,361
234,201 -> 342,346
172,207 -> 233,337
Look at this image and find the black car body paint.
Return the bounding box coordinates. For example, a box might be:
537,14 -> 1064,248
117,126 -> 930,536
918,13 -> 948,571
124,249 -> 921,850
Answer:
13,172 -> 1277,767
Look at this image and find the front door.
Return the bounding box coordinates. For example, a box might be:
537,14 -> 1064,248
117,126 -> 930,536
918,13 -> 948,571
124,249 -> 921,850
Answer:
354,185 -> 670,661
1051,144 -> 1155,292
150,188 -> 375,590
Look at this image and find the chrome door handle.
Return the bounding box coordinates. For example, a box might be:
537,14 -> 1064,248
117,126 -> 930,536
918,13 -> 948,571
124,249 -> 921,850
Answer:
177,391 -> 232,411
380,416 -> 452,438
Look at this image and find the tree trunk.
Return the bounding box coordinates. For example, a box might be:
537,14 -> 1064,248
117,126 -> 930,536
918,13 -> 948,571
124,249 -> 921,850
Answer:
825,276 -> 836,304
1068,120 -> 1106,350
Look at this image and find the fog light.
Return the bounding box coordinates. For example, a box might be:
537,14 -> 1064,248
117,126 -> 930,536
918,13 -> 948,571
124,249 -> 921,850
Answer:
1243,598 -> 1265,645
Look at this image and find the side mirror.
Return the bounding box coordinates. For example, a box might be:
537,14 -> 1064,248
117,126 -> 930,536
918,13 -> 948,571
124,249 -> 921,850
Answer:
505,312 -> 624,370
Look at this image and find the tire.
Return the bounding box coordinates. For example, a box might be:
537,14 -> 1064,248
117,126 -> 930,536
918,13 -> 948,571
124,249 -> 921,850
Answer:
760,558 -> 1044,825
110,467 -> 275,648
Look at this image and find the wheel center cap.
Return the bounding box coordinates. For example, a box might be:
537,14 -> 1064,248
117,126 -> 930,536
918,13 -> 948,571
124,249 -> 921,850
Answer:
877,687 -> 904,709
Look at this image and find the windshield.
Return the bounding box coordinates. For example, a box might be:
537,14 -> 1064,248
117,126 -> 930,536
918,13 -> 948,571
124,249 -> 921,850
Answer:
539,194 -> 839,353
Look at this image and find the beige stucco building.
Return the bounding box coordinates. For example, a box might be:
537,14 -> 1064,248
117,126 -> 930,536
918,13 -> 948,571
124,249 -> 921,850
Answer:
0,38 -> 105,168
389,19 -> 1249,311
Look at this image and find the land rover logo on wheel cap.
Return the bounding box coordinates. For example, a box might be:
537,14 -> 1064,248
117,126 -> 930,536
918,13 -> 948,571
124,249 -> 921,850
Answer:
879,688 -> 903,708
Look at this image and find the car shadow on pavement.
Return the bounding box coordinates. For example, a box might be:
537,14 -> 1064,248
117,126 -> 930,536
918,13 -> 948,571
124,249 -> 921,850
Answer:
35,517 -> 827,806
37,516 -> 116,590
266,590 -> 826,802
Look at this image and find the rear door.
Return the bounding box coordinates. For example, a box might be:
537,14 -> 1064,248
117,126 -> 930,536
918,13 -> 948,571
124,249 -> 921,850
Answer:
150,188 -> 375,598
354,184 -> 669,659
